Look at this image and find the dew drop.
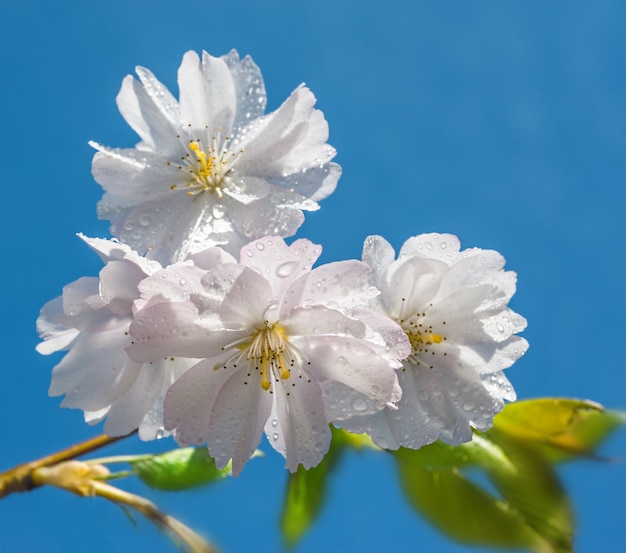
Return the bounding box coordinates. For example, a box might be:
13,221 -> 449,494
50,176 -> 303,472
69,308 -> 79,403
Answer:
496,323 -> 505,333
255,242 -> 265,251
138,212 -> 151,226
271,418 -> 278,427
272,432 -> 279,442
212,204 -> 226,219
351,397 -> 368,412
155,428 -> 165,439
275,260 -> 299,278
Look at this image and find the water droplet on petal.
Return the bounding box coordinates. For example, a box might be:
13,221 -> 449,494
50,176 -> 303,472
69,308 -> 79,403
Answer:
351,397 -> 368,412
255,242 -> 265,251
272,432 -> 279,441
155,428 -> 165,439
275,260 -> 299,278
212,204 -> 226,219
138,212 -> 151,226
496,323 -> 505,333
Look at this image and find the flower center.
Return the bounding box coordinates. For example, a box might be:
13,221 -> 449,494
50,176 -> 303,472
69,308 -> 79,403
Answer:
397,302 -> 447,369
219,321 -> 308,392
168,128 -> 243,198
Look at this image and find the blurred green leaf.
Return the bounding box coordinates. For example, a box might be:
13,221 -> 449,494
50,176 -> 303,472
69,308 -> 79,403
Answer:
280,427 -> 352,549
492,398 -> 626,462
132,447 -> 235,491
482,433 -> 574,552
397,434 -> 514,471
396,448 -> 540,550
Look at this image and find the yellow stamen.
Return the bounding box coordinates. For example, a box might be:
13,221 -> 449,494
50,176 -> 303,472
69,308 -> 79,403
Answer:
261,356 -> 271,391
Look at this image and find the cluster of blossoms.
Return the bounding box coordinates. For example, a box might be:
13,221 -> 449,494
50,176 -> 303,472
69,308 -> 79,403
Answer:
37,50 -> 528,475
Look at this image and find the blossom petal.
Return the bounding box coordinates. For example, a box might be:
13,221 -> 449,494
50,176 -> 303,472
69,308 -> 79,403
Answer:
205,365 -> 272,475
116,74 -> 180,156
267,378 -> 331,471
50,327 -> 141,412
178,50 -> 236,133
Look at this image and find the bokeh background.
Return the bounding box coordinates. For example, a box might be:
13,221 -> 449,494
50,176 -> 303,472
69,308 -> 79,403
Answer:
2,1 -> 625,551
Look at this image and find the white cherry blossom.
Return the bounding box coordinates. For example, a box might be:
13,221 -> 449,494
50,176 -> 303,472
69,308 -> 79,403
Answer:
337,233 -> 528,450
36,235 -> 206,439
127,236 -> 409,475
91,49 -> 340,265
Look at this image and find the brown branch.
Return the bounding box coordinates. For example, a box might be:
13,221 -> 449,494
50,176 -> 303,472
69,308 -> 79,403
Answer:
0,432 -> 133,499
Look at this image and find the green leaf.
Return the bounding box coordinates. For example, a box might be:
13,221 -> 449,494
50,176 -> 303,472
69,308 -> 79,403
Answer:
396,434 -> 514,471
280,427 -> 350,549
482,433 -> 574,552
395,448 -> 540,549
132,447 -> 235,491
492,398 -> 626,462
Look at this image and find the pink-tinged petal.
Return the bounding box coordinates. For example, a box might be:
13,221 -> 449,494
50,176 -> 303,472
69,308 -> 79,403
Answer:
349,308 -> 411,361
134,263 -> 207,312
399,233 -> 461,261
187,246 -> 237,270
285,306 -> 366,339
61,276 -> 101,315
267,378 -> 331,472
105,357 -> 193,439
128,300 -> 236,361
240,237 -> 321,299
204,265 -> 273,325
116,74 -> 180,157
36,297 -> 80,354
163,355 -> 233,444
178,51 -> 236,133
50,327 -> 141,412
362,235 -> 396,290
205,366 -> 272,475
296,260 -> 377,311
102,362 -> 163,437
99,260 -> 145,312
301,335 -> 400,404
78,234 -> 136,264
322,381 -> 390,421
385,257 -> 445,318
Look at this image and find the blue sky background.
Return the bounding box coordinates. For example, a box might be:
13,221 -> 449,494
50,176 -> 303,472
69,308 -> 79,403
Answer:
1,1 -> 625,551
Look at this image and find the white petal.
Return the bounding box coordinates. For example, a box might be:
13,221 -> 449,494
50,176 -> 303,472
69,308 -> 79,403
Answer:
128,300 -> 236,361
36,297 -> 80,354
399,233 -> 461,261
116,74 -> 180,156
164,356 -> 233,443
235,85 -> 316,174
50,327 -> 141,412
178,50 -> 236,133
302,335 -> 400,404
91,145 -> 182,203
240,237 -> 321,300
205,365 -> 272,475
362,235 -> 396,289
222,50 -> 267,133
268,378 -> 331,472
